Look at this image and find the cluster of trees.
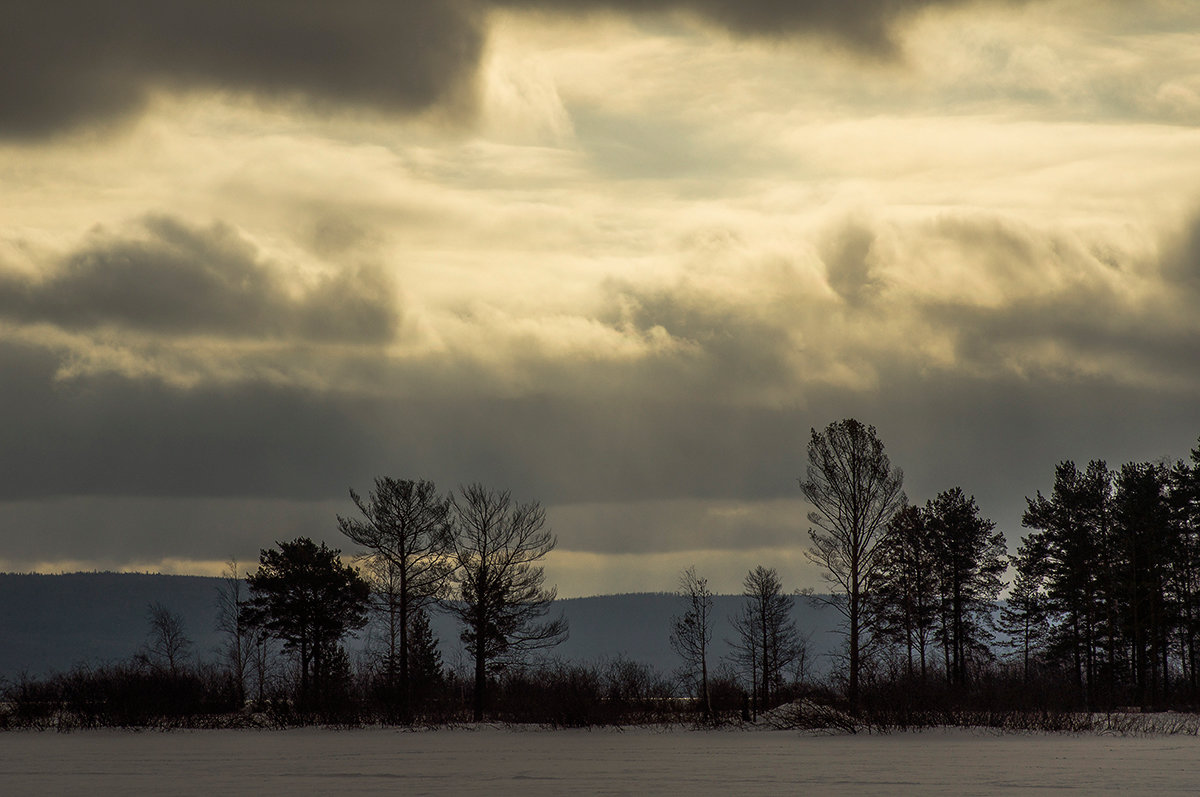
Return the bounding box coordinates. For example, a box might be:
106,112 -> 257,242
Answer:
670,565 -> 808,722
1005,450 -> 1200,708
0,479 -> 572,729
223,480 -> 567,723
782,419 -> 1200,715
670,419 -> 1010,718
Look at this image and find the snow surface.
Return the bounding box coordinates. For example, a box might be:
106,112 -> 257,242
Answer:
3,725 -> 1200,795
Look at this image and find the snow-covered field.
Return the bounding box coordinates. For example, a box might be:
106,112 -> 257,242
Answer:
3,725 -> 1199,795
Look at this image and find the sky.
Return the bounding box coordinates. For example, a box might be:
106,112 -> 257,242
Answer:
3,0 -> 1200,597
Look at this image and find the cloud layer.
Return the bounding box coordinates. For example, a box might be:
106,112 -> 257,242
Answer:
2,1 -> 1200,594
2,0 -> 1041,138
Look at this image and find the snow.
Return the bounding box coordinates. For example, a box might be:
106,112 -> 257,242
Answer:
3,725 -> 1199,795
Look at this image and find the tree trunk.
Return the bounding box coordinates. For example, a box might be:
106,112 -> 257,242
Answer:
848,585 -> 860,710
399,562 -> 410,723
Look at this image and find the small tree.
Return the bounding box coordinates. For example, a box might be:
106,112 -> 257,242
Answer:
800,418 -> 905,709
729,566 -> 801,713
407,606 -> 444,712
449,484 -> 567,722
670,566 -> 715,721
215,557 -> 253,703
243,537 -> 371,713
141,601 -> 191,676
998,536 -> 1051,683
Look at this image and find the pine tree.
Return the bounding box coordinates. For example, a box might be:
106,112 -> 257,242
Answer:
925,488 -> 1006,686
407,606 -> 444,713
874,503 -> 940,681
998,537 -> 1051,683
1022,460 -> 1114,705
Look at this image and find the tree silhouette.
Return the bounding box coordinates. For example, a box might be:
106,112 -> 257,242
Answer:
1169,442 -> 1200,694
999,536 -> 1051,683
1112,461 -> 1174,705
407,605 -> 444,712
925,487 -> 1006,686
338,477 -> 454,722
1022,460 -> 1114,704
214,557 -> 255,704
873,503 -> 939,681
729,566 -> 800,713
670,566 -> 714,720
800,418 -> 905,709
243,537 -> 370,712
141,601 -> 191,676
449,484 -> 567,722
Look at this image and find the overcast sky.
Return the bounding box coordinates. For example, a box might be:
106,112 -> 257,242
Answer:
3,0 -> 1200,596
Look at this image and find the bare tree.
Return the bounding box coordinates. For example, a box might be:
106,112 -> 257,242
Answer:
800,418 -> 905,709
215,557 -> 253,703
449,484 -> 567,722
670,566 -> 714,721
730,566 -> 801,714
338,477 -> 454,722
142,601 -> 192,676
248,630 -> 280,704
728,601 -> 761,716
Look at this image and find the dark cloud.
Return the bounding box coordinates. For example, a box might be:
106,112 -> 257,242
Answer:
498,0 -> 1010,54
3,333 -> 1198,567
0,334 -> 813,505
0,216 -> 398,343
604,280 -> 800,392
0,0 -> 484,138
2,0 -> 1035,138
914,213 -> 1200,384
1163,210 -> 1200,294
822,222 -> 880,306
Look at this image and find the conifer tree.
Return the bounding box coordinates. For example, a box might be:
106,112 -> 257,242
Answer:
925,487 -> 1006,686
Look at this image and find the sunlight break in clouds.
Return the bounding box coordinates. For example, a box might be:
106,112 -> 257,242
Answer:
1,1 -> 1200,594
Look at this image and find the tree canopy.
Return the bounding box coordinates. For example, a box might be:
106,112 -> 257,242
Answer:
244,537 -> 370,711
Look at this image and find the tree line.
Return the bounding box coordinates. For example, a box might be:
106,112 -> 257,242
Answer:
6,419 -> 1200,730
670,419 -> 1200,724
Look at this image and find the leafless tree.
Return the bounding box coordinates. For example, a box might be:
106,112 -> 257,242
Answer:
215,557 -> 254,703
449,484 -> 567,722
800,418 -> 905,709
248,630 -> 280,704
142,601 -> 192,676
670,566 -> 714,720
338,478 -> 454,721
729,566 -> 802,714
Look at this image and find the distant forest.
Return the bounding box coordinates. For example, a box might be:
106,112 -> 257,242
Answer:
4,419 -> 1200,732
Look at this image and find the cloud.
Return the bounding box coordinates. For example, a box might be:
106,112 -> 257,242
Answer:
2,0 -> 1048,139
905,213 -> 1200,388
496,0 -> 1013,55
0,216 -> 398,343
0,0 -> 484,138
821,222 -> 881,306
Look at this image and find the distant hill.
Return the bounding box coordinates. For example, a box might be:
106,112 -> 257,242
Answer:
0,573 -> 841,679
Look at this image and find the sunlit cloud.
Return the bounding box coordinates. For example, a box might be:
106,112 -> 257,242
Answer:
2,1 -> 1200,585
